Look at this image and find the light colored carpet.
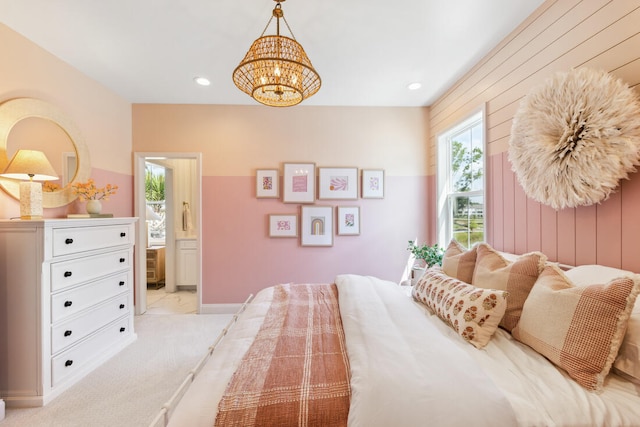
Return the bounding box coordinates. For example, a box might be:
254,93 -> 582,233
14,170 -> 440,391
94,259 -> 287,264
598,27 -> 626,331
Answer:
2,313 -> 233,427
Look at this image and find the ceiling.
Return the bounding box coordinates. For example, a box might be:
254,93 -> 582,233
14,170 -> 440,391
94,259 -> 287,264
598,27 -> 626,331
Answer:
1,0 -> 545,107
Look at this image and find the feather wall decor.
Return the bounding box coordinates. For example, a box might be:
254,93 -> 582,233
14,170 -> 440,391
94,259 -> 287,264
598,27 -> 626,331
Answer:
508,68 -> 640,210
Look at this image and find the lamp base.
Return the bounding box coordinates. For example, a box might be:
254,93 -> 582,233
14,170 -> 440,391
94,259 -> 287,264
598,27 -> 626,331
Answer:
20,215 -> 44,220
19,181 -> 43,220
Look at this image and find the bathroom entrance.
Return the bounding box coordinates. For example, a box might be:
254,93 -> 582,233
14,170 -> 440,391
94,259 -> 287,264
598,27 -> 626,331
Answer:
133,152 -> 202,315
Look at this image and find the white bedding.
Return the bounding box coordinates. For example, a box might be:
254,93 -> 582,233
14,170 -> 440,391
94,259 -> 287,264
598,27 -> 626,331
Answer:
167,276 -> 640,427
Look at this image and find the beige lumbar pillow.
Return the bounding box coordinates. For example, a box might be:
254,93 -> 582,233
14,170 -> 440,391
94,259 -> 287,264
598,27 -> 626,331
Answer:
413,267 -> 508,349
441,239 -> 477,284
472,243 -> 546,332
512,264 -> 640,392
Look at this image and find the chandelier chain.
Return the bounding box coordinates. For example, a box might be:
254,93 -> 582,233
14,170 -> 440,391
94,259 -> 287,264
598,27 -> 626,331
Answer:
259,15 -> 275,38
281,16 -> 296,40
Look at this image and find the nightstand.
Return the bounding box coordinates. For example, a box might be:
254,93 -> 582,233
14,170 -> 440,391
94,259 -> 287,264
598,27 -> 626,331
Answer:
146,246 -> 165,289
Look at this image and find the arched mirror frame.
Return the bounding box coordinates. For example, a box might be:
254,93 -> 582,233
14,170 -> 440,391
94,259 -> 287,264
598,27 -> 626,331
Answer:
0,98 -> 91,207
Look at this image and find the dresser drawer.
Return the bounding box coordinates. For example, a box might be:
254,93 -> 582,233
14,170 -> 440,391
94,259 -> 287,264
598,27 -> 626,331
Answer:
50,249 -> 131,292
51,272 -> 129,323
51,316 -> 132,387
51,293 -> 130,354
52,224 -> 133,257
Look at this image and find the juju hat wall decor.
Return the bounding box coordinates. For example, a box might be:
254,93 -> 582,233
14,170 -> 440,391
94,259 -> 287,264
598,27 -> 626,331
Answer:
508,68 -> 640,210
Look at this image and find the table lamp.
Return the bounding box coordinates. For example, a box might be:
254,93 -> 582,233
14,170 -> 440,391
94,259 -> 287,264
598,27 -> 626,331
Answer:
0,149 -> 59,219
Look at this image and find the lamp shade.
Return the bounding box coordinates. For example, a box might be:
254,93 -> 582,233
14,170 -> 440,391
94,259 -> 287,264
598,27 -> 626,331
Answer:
1,149 -> 58,181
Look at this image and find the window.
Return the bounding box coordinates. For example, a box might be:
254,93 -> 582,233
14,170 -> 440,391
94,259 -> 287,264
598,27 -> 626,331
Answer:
146,162 -> 166,245
437,109 -> 485,249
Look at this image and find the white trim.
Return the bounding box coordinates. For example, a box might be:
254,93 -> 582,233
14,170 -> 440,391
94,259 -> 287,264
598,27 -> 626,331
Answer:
436,104 -> 487,248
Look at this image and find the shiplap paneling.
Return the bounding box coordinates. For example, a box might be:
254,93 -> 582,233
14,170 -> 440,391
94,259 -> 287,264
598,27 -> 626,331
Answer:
429,0 -> 640,270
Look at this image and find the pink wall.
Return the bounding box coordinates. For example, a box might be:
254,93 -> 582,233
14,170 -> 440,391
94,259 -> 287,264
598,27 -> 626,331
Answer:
487,151 -> 640,273
133,104 -> 432,304
0,24 -> 133,219
202,175 -> 431,303
428,1 -> 640,273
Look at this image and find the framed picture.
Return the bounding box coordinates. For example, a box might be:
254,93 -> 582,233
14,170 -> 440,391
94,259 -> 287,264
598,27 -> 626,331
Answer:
337,206 -> 360,235
283,163 -> 316,203
362,169 -> 385,198
301,206 -> 333,246
268,214 -> 298,238
318,167 -> 358,200
256,169 -> 279,198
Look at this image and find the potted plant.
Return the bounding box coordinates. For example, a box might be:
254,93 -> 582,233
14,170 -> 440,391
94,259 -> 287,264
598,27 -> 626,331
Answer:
407,240 -> 444,285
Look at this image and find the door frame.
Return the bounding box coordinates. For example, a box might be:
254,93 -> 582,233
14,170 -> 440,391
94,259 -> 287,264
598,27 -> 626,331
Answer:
133,152 -> 202,315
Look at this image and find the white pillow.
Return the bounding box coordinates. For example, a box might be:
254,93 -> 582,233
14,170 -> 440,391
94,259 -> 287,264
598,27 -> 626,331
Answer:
565,265 -> 640,384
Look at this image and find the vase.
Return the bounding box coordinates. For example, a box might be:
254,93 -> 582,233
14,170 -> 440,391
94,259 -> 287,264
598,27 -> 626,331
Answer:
86,199 -> 102,214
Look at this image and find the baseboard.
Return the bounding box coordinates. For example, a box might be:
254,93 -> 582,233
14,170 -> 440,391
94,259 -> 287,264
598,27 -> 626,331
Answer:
200,303 -> 244,314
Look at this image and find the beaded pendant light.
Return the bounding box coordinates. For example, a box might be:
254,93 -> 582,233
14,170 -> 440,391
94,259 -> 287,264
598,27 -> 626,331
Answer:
232,0 -> 321,107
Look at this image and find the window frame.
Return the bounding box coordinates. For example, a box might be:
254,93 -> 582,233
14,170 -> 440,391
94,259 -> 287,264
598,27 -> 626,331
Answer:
436,106 -> 487,249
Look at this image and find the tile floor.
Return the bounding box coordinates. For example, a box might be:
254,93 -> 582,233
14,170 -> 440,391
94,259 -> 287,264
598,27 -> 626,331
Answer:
146,287 -> 197,314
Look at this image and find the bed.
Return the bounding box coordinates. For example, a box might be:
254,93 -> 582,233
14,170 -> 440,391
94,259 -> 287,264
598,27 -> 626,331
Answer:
150,242 -> 640,427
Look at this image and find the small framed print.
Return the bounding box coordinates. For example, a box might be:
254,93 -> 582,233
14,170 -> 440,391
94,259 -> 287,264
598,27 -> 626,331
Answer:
256,169 -> 279,198
337,206 -> 360,236
318,167 -> 358,200
362,169 -> 385,199
301,206 -> 333,246
283,163 -> 316,203
269,214 -> 298,238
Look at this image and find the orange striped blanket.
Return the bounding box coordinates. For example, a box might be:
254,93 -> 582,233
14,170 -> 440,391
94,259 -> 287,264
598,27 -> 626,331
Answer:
214,283 -> 351,427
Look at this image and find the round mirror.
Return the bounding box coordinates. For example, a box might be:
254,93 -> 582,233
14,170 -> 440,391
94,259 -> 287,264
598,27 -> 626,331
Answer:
0,98 -> 90,207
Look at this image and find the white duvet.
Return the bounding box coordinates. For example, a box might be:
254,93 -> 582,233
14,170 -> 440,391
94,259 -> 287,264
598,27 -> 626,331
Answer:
167,275 -> 640,427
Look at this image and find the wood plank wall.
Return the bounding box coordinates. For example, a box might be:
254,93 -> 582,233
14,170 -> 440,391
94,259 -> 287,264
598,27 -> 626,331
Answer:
428,0 -> 640,271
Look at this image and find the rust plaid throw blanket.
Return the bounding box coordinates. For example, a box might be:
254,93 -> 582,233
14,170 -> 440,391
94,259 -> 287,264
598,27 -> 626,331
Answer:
214,283 -> 351,427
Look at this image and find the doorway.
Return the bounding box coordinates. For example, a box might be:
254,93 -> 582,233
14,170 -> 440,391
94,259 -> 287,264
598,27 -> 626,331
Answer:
133,152 -> 202,315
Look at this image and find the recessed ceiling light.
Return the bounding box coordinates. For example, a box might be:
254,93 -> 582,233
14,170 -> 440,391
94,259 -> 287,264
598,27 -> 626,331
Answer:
407,82 -> 422,91
194,77 -> 211,86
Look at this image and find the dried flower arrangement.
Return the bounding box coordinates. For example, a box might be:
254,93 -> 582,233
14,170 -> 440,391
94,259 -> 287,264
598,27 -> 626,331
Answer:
72,178 -> 118,201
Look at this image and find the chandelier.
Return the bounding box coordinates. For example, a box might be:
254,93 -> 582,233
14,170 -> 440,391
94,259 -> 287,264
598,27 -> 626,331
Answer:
232,0 -> 321,107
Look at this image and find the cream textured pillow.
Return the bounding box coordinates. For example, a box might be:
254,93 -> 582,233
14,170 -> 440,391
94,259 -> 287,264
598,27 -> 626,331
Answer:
413,267 -> 508,349
441,239 -> 477,284
565,265 -> 640,384
472,243 -> 546,332
512,264 -> 640,392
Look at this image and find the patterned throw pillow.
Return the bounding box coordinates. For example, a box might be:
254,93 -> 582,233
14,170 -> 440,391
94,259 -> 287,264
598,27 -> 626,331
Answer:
512,264 -> 640,392
413,267 -> 508,349
441,239 -> 477,283
472,243 -> 547,332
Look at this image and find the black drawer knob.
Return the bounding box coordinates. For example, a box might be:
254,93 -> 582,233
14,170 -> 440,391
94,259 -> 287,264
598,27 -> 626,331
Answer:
119,281 -> 125,286
119,304 -> 125,309
65,238 -> 74,244
65,360 -> 73,367
64,271 -> 72,278
119,258 -> 125,263
120,327 -> 126,332
120,232 -> 126,237
64,300 -> 73,307
64,330 -> 72,337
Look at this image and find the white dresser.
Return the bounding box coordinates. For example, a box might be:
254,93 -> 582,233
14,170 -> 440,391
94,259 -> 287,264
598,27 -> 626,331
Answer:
0,217 -> 137,407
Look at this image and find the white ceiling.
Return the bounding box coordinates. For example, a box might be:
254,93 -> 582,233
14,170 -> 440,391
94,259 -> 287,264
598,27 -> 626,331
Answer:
1,0 -> 545,107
